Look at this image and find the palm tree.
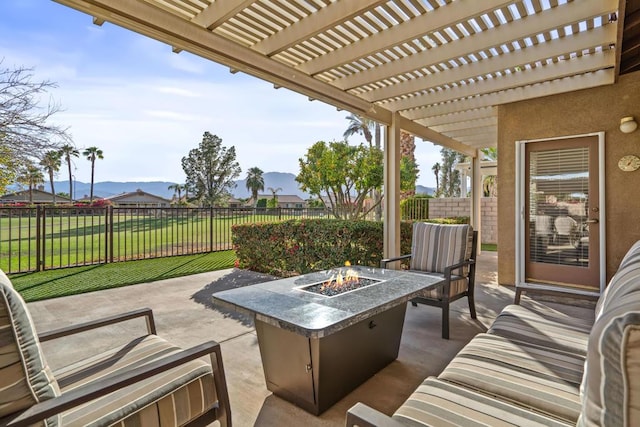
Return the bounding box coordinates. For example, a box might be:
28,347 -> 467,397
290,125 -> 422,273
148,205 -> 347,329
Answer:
40,151 -> 62,204
180,184 -> 189,204
343,114 -> 373,147
432,163 -> 441,195
245,167 -> 265,206
59,144 -> 79,201
267,186 -> 282,208
168,183 -> 183,204
83,146 -> 104,202
17,164 -> 44,204
344,113 -> 383,219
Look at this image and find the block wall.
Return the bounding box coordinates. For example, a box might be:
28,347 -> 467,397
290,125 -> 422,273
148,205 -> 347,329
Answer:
427,197 -> 497,244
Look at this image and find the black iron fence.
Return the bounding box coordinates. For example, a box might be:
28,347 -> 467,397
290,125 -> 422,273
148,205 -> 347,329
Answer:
0,206 -> 328,273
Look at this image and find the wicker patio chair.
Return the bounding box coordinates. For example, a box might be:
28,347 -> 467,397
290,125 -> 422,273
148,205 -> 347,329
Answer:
0,270 -> 232,427
381,222 -> 477,339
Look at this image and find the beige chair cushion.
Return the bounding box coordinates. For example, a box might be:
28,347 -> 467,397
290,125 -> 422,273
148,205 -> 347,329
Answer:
0,270 -> 60,426
409,223 -> 472,277
57,335 -> 218,426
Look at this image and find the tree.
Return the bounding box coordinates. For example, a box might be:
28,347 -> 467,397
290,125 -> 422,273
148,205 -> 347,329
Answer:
400,131 -> 417,198
59,144 -> 79,200
0,63 -> 72,171
297,140 -> 383,220
266,186 -> 282,208
400,156 -> 420,193
431,162 -> 441,194
83,146 -> 104,202
343,113 -> 373,147
343,113 -> 383,220
16,163 -> 44,204
40,150 -> 61,204
436,147 -> 467,197
181,132 -> 241,207
481,147 -> 498,197
245,167 -> 265,206
168,183 -> 183,204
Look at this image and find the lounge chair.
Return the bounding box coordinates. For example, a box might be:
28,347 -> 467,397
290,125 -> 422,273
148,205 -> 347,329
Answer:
0,270 -> 232,427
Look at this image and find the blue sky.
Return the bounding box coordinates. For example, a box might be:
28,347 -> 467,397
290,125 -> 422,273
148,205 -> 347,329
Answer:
0,0 -> 441,187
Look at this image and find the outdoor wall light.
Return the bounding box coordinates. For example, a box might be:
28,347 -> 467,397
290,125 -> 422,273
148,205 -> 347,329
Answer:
620,116 -> 638,133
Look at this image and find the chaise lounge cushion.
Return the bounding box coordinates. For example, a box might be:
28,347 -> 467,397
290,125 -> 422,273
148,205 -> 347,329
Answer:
488,303 -> 593,356
0,270 -> 60,427
438,333 -> 585,423
578,242 -> 640,427
392,377 -> 572,427
56,334 -> 218,426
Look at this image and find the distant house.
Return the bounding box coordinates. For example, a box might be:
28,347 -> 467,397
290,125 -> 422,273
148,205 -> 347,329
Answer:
106,189 -> 171,208
0,186 -> 72,205
227,197 -> 243,208
253,194 -> 306,208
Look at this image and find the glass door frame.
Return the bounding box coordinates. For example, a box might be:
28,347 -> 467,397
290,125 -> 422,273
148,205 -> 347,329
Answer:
515,132 -> 606,294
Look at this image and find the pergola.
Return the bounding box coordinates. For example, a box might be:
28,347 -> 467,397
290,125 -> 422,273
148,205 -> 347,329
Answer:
52,0 -> 639,258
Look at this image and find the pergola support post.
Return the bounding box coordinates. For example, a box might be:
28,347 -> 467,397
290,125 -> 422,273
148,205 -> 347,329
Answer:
471,150 -> 482,254
383,113 -> 401,265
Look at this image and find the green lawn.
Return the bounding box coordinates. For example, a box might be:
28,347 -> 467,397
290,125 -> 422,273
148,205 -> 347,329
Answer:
0,211 -> 312,273
10,250 -> 236,302
481,243 -> 498,251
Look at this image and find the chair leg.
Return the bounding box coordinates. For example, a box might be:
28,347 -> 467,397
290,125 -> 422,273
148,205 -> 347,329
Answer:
467,293 -> 477,319
441,303 -> 450,340
514,288 -> 522,305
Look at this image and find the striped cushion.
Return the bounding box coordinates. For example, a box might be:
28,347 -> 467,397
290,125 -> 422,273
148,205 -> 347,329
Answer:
439,333 -> 584,423
0,270 -> 60,426
58,335 -> 217,426
488,304 -> 592,356
392,377 -> 572,427
410,223 -> 472,276
595,241 -> 640,319
411,272 -> 468,299
578,241 -> 640,427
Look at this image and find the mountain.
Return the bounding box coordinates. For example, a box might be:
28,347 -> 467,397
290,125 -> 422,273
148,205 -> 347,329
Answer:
55,181 -> 180,200
416,185 -> 436,196
46,174 -> 432,200
50,172 -> 309,200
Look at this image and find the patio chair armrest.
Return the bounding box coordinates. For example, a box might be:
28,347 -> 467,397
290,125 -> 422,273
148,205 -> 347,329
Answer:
380,254 -> 412,268
443,258 -> 476,279
345,403 -> 406,427
38,308 -> 156,342
6,340 -> 224,427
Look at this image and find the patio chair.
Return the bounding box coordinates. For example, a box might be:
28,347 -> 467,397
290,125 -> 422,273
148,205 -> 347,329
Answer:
554,215 -> 579,246
381,222 -> 477,339
0,269 -> 232,427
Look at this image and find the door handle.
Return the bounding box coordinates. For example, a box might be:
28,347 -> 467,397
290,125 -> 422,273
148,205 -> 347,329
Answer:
585,218 -> 599,224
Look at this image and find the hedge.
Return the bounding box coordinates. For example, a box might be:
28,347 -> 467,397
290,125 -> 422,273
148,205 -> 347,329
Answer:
232,217 -> 469,277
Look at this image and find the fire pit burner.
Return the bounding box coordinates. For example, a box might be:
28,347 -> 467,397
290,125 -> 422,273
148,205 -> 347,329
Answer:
296,269 -> 383,297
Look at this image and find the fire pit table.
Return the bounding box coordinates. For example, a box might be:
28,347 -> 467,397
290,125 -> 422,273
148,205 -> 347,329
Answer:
213,265 -> 443,415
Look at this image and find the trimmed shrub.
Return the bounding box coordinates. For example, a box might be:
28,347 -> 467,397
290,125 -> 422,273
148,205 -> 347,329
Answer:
232,217 -> 469,277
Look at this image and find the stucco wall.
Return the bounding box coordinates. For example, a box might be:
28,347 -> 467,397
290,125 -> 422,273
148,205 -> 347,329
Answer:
428,197 -> 498,244
498,70 -> 640,286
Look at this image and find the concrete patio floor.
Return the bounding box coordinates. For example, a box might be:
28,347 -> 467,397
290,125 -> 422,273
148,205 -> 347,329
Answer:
27,252 -> 592,426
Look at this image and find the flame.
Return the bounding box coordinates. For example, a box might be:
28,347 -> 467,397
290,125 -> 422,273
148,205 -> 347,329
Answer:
320,267 -> 360,292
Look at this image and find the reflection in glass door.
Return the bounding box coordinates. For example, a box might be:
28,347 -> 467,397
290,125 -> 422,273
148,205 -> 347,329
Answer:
524,135 -> 601,290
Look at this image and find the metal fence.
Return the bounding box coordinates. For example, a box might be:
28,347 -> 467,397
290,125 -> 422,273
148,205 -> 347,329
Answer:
0,206 -> 328,273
